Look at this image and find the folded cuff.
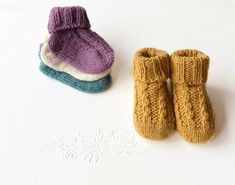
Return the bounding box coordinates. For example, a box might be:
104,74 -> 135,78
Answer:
48,6 -> 91,33
170,49 -> 210,84
132,48 -> 170,82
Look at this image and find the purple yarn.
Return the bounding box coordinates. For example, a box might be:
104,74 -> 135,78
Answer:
47,6 -> 114,74
48,6 -> 91,33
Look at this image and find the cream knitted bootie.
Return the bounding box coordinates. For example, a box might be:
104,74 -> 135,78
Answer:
170,49 -> 215,143
132,48 -> 175,140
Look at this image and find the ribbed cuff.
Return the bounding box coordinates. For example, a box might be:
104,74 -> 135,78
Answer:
170,49 -> 210,84
132,48 -> 170,82
48,6 -> 91,34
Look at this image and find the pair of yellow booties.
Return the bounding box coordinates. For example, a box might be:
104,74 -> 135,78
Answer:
132,48 -> 215,143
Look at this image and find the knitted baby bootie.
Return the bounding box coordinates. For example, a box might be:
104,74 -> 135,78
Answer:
132,48 -> 175,140
39,44 -> 112,93
170,49 -> 215,143
40,40 -> 111,81
39,62 -> 112,93
48,6 -> 114,74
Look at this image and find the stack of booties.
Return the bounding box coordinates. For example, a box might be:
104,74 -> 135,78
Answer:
39,6 -> 114,93
132,48 -> 215,143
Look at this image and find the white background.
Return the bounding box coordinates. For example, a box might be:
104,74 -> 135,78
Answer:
0,0 -> 235,185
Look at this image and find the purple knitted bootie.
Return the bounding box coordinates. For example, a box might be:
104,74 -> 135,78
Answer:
48,6 -> 114,74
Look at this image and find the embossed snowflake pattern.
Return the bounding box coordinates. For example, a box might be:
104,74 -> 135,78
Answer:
40,130 -> 150,163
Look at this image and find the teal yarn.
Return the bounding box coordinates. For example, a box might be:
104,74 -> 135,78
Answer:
38,45 -> 112,93
39,62 -> 111,93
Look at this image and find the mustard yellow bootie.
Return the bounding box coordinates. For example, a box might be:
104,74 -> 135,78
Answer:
132,48 -> 175,140
170,49 -> 215,143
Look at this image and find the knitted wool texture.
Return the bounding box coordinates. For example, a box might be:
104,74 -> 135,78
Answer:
132,48 -> 175,140
40,41 -> 111,81
171,49 -> 215,143
39,62 -> 112,93
38,48 -> 111,93
48,6 -> 114,74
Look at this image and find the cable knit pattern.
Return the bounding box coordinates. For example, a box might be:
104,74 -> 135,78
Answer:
171,49 -> 215,143
48,6 -> 114,74
132,48 -> 175,140
40,41 -> 111,81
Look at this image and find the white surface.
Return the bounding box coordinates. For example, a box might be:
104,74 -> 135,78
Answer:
0,0 -> 235,185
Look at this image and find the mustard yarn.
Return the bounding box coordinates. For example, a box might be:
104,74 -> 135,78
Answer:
170,49 -> 215,143
132,48 -> 175,140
